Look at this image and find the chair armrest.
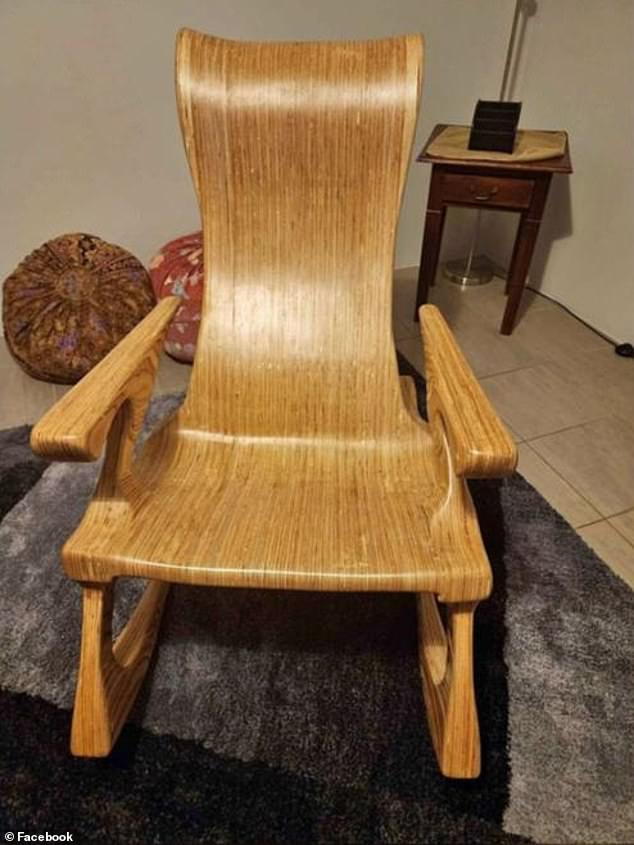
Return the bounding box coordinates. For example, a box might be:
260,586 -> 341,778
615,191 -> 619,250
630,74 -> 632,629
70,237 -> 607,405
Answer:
31,297 -> 180,462
420,304 -> 517,478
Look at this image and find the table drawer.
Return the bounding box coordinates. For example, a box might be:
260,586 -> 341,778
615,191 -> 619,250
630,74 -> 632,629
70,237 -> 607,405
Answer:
442,173 -> 533,208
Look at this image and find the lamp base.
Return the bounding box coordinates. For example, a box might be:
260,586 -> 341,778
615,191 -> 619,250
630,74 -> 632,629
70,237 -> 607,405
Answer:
443,255 -> 494,287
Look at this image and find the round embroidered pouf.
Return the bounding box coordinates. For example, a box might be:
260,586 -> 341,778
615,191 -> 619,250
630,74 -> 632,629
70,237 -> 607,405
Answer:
148,231 -> 203,363
2,233 -> 155,383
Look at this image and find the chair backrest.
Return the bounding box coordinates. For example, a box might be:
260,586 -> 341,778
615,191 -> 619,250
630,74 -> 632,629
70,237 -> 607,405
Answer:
175,29 -> 423,439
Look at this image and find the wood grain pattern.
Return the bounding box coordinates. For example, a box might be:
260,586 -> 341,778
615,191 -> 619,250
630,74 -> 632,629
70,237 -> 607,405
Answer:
175,29 -> 422,440
421,304 -> 517,478
30,30 -> 516,776
417,594 -> 480,777
70,581 -> 170,756
31,296 -> 180,462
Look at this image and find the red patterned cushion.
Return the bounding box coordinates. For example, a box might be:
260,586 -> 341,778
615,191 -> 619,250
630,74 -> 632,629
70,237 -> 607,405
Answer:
148,232 -> 203,363
2,233 -> 155,384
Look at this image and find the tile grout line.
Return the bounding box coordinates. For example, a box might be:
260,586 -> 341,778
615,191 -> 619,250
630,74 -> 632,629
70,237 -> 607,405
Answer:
606,505 -> 634,520
397,334 -> 614,531
525,417 -> 634,524
396,319 -> 624,526
476,361 -> 548,381
523,415 -> 610,445
517,439 -> 605,520
606,518 -> 634,550
575,518 -> 606,531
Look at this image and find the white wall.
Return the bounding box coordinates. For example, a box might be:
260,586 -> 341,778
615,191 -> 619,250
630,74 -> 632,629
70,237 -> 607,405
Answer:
0,0 -> 511,326
4,3 -> 631,340
480,0 -> 634,342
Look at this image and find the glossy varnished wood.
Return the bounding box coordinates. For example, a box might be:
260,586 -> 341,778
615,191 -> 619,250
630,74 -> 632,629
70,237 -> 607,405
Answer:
71,581 -> 169,756
31,31 -> 517,775
417,595 -> 480,777
31,296 -> 180,462
175,29 -> 422,440
421,305 -> 516,478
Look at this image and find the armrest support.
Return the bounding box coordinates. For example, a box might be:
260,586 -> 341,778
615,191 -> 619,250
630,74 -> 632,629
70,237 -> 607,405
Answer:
420,304 -> 517,478
31,297 -> 180,462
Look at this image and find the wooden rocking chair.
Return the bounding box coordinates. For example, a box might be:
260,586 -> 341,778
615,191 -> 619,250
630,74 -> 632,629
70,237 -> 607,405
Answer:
31,29 -> 516,778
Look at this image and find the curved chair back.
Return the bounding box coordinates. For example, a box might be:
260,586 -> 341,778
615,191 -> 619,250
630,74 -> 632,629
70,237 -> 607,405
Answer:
176,29 -> 423,438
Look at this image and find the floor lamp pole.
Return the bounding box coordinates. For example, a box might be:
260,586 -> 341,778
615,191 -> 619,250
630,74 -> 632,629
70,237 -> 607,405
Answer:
500,0 -> 523,101
444,0 -> 523,287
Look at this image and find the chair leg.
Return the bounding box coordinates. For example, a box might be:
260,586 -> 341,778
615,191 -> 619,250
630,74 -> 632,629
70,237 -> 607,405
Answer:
416,594 -> 481,778
70,579 -> 169,757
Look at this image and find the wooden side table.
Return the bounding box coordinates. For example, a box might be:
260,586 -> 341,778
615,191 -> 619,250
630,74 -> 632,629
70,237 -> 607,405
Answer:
414,124 -> 572,334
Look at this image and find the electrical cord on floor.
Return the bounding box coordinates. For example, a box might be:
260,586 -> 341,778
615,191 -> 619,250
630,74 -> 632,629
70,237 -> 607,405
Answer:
523,283 -> 633,358
615,343 -> 634,358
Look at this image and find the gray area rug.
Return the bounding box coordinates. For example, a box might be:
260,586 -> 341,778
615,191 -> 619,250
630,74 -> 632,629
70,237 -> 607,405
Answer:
1,391 -> 633,843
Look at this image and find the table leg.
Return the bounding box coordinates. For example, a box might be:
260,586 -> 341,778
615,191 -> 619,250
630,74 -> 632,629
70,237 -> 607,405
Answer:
504,219 -> 523,296
501,172 -> 552,334
414,207 -> 446,321
500,214 -> 540,335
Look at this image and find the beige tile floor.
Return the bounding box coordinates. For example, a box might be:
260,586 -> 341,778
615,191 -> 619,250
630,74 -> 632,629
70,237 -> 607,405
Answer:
395,266 -> 634,590
2,267 -> 633,589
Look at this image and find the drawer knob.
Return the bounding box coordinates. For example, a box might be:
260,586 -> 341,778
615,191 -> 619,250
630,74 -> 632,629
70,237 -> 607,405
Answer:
470,184 -> 499,202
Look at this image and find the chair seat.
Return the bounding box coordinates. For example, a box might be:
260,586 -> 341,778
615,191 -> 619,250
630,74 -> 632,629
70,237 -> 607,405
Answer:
62,396 -> 491,601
